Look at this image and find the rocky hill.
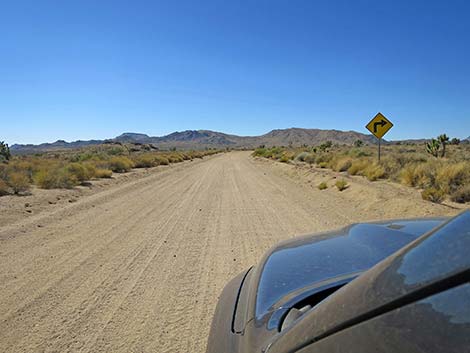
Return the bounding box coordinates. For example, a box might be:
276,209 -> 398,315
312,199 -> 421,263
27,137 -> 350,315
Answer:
10,128 -> 379,153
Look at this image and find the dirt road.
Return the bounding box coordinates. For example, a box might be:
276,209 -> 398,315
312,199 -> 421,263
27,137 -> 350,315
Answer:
0,152 -> 459,353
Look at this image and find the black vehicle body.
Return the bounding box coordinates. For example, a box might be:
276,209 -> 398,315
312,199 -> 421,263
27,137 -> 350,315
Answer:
207,210 -> 470,353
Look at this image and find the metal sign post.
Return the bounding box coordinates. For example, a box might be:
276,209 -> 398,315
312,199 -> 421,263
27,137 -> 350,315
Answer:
366,112 -> 393,163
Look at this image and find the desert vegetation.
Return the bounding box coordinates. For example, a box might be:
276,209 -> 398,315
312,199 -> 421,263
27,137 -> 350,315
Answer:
253,136 -> 470,204
0,143 -> 219,196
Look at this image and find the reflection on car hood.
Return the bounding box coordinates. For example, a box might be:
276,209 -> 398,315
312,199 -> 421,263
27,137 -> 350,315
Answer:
256,218 -> 445,318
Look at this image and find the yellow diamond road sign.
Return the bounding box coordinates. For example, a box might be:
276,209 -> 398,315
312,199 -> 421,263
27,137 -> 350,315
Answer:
366,112 -> 393,139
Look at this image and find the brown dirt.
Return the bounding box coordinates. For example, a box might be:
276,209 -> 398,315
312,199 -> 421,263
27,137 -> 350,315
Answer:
0,151 -> 465,353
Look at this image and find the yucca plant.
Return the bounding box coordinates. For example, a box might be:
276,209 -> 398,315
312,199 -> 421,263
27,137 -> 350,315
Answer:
438,134 -> 449,157
426,139 -> 440,158
0,141 -> 11,162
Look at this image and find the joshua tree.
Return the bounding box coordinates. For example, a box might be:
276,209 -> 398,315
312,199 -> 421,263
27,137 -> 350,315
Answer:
354,139 -> 364,147
438,134 -> 449,157
0,141 -> 11,162
426,138 -> 440,158
450,137 -> 461,145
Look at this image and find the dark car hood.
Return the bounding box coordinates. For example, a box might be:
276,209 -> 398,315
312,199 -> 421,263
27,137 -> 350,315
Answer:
251,218 -> 446,322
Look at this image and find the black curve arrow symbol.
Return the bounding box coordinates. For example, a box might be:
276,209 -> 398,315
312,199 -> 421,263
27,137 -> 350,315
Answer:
373,119 -> 387,133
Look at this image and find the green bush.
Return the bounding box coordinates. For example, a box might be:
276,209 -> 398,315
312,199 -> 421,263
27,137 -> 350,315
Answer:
335,179 -> 348,191
318,182 -> 328,190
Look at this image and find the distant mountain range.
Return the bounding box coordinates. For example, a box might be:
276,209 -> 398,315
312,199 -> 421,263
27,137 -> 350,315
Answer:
10,128 -> 380,153
10,128 -> 469,154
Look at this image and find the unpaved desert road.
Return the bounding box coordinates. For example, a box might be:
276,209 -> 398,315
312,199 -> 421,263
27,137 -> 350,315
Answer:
0,151 -> 455,353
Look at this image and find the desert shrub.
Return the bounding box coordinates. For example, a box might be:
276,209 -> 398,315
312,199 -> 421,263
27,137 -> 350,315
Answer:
421,187 -> 445,203
107,156 -> 134,173
450,185 -> 470,203
66,163 -> 90,182
279,154 -> 290,163
436,162 -> 470,194
400,161 -> 441,189
95,168 -> 113,178
295,152 -> 310,162
333,157 -> 353,172
34,168 -> 79,189
315,153 -> 332,165
154,155 -> 170,165
318,182 -> 328,190
318,162 -> 328,168
0,179 -> 10,196
335,179 -> 348,191
167,154 -> 184,163
253,148 -> 267,157
363,164 -> 386,181
347,159 -> 370,175
134,154 -> 157,168
304,153 -> 316,164
82,163 -> 97,179
8,171 -> 30,194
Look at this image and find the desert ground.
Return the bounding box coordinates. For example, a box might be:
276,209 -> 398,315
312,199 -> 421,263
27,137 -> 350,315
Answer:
0,151 -> 464,353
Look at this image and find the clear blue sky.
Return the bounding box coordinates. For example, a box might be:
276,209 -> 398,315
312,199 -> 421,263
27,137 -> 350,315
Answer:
1,0 -> 469,144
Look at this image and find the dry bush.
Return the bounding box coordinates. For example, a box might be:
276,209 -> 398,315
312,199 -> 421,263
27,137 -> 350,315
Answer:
107,156 -> 134,173
335,179 -> 348,191
0,179 -> 10,196
154,155 -> 170,165
436,162 -> 470,194
333,157 -> 353,172
167,154 -> 184,163
347,159 -> 370,175
318,182 -> 328,190
450,185 -> 470,203
279,153 -> 292,163
66,163 -> 90,182
421,187 -> 445,203
95,168 -> 113,178
304,153 -> 316,164
34,168 -> 79,189
363,164 -> 386,181
400,161 -> 441,188
315,153 -> 332,165
134,154 -> 157,168
8,171 -> 30,194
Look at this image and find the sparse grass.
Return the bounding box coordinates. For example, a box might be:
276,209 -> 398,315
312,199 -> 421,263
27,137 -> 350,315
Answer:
253,143 -> 470,204
318,182 -> 328,190
0,146 -> 221,196
335,179 -> 348,191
